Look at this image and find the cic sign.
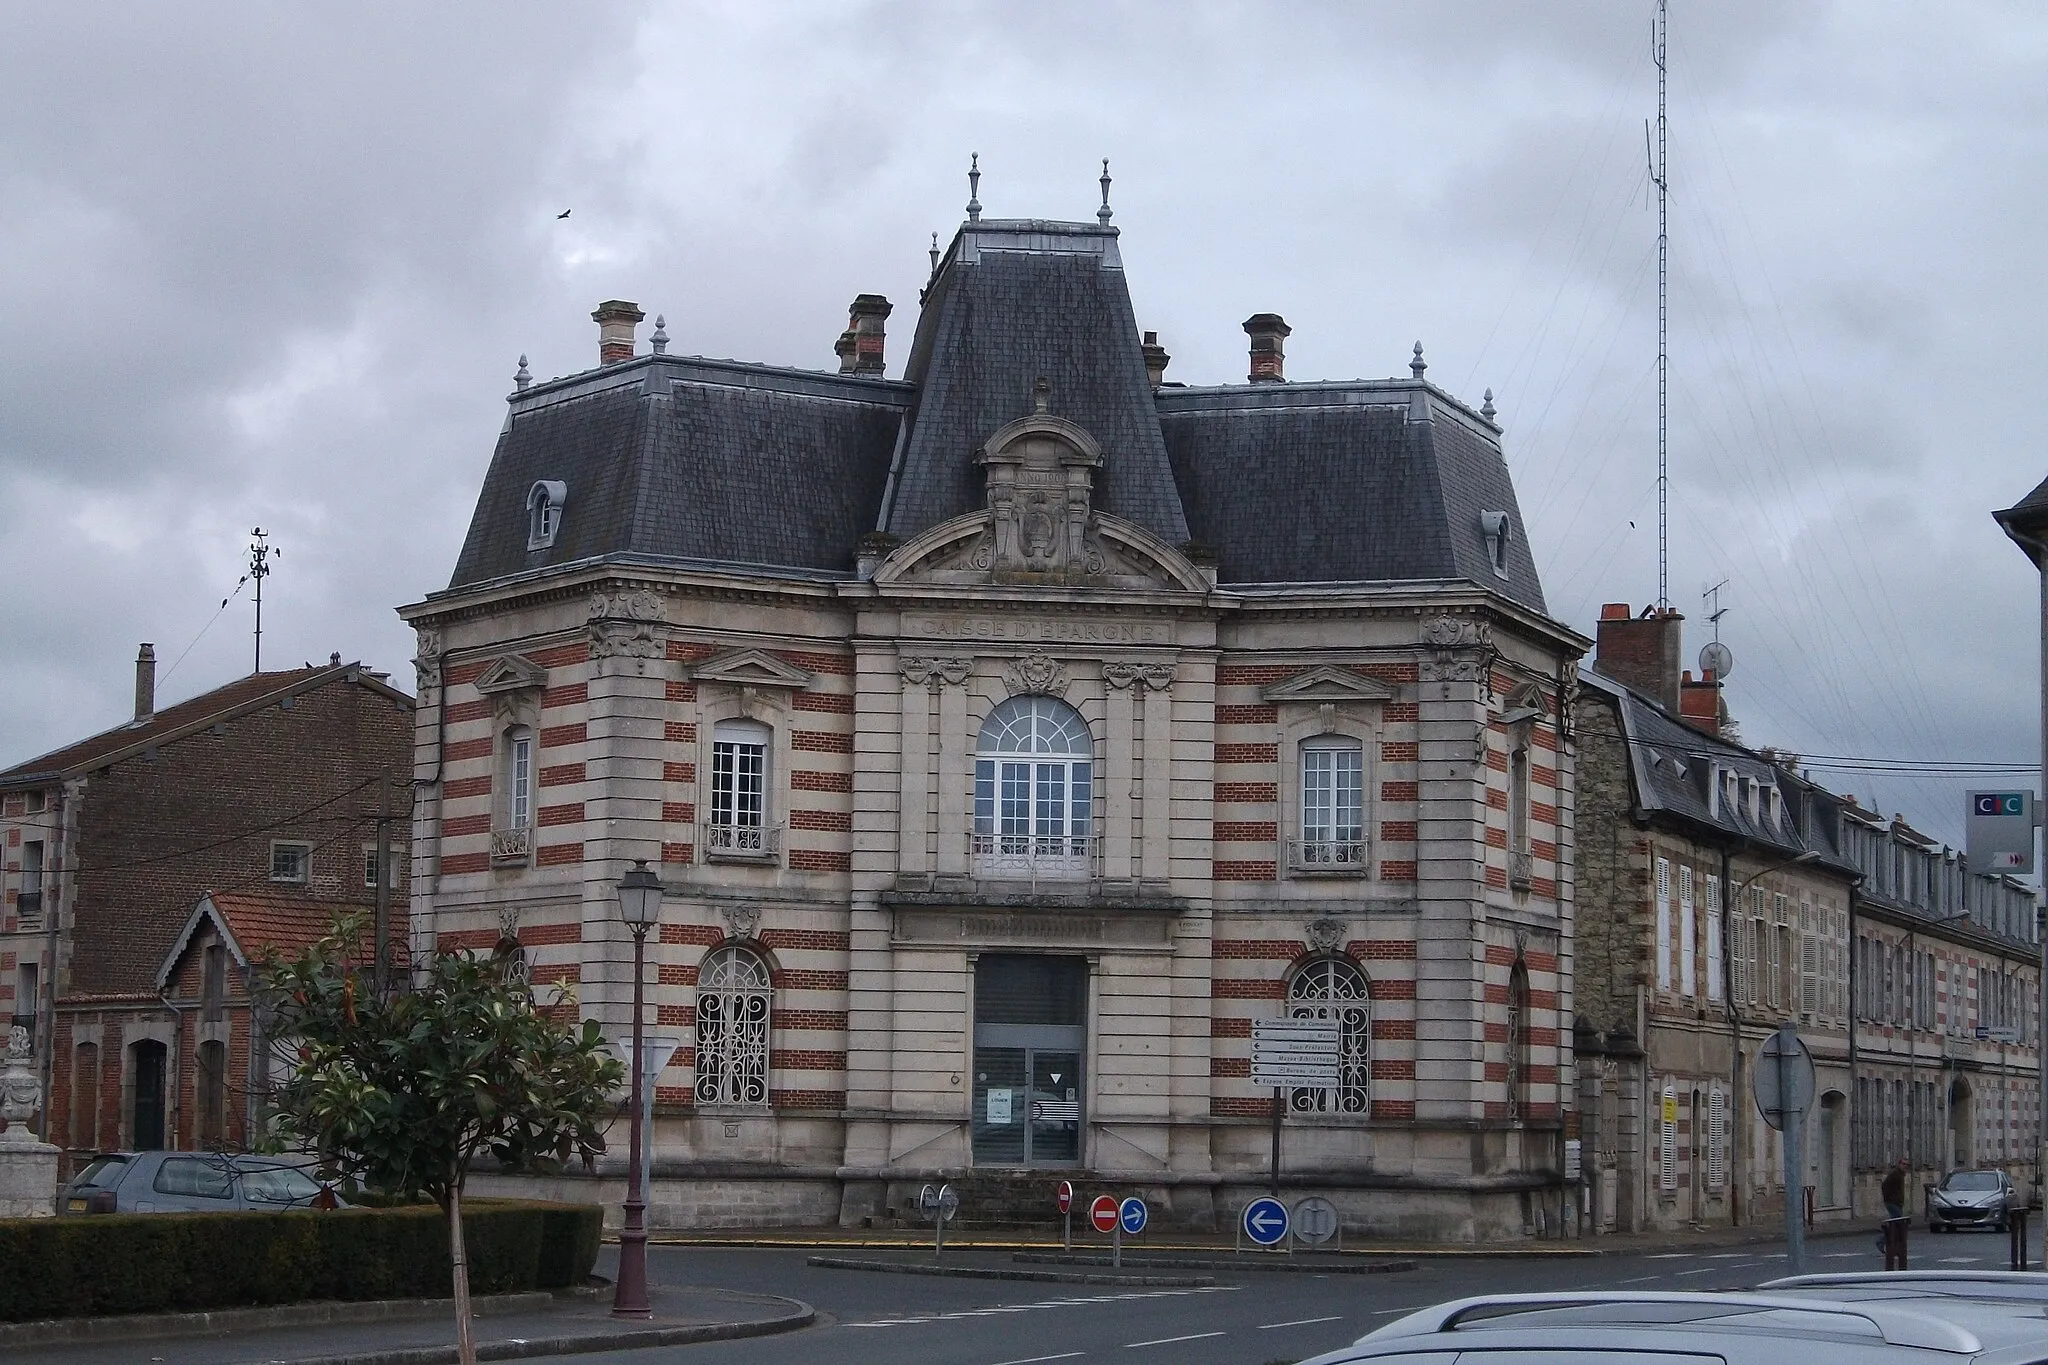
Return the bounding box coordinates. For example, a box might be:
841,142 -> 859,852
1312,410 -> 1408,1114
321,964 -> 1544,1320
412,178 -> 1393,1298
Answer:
1967,790 -> 2037,875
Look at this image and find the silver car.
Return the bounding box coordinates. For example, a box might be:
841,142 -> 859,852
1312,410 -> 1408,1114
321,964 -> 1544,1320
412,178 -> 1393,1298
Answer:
1929,1169 -> 2021,1232
57,1151 -> 338,1215
1297,1290 -> 2048,1365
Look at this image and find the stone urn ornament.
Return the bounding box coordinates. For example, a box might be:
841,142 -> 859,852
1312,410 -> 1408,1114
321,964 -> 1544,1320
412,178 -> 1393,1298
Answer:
0,1026 -> 41,1144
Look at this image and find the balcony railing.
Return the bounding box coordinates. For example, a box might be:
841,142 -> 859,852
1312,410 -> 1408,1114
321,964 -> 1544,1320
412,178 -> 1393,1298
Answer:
1290,839 -> 1368,875
489,826 -> 532,866
970,833 -> 1097,882
1509,850 -> 1535,891
703,822 -> 783,864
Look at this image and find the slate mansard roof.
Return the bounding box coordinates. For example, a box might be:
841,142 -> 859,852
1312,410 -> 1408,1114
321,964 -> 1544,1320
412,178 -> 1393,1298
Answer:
444,216 -> 1544,612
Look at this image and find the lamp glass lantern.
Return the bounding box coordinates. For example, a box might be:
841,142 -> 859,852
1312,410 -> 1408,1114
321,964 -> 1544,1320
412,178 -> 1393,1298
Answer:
617,860 -> 662,931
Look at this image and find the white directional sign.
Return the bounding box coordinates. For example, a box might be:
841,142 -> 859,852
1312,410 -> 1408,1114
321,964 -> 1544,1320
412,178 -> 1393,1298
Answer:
1252,1016 -> 1341,1089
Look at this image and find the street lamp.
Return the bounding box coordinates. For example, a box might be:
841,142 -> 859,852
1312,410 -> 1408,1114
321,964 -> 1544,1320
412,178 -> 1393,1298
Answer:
612,859 -> 662,1320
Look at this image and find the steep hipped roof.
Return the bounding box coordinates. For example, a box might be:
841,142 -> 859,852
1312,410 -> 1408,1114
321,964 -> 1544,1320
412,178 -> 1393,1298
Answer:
0,662 -> 410,788
880,221 -> 1188,546
1993,473 -> 2048,566
436,213 -> 1550,612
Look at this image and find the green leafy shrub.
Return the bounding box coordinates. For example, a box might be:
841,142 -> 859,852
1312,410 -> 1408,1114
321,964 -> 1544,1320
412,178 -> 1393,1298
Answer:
0,1199 -> 602,1323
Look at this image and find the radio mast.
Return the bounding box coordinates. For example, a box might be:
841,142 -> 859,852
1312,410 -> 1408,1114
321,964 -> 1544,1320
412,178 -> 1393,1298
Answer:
1651,0 -> 1670,609
248,528 -> 276,673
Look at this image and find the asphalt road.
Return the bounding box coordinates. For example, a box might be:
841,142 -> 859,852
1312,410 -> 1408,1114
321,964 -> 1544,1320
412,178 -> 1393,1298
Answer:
570,1227 -> 2021,1365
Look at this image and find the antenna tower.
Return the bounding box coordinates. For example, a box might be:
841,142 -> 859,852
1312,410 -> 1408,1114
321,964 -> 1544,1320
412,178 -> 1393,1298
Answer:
1651,0 -> 1670,609
1704,578 -> 1730,642
247,528 -> 277,673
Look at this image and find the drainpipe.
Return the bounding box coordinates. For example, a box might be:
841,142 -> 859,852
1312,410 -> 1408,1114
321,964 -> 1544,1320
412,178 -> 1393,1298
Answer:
1847,888 -> 1860,1218
1721,844 -> 1742,1226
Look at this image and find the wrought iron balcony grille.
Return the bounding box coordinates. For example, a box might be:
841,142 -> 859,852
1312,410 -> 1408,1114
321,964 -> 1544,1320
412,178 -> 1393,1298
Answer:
489,826 -> 532,866
703,822 -> 783,863
969,832 -> 1098,881
1290,839 -> 1368,874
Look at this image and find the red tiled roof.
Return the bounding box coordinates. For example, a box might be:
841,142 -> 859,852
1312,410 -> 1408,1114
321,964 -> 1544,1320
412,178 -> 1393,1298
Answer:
0,667 -> 331,783
211,889 -> 399,965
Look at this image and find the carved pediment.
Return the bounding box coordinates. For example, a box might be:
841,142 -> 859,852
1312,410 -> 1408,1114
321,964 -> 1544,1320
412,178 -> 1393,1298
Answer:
1498,681 -> 1547,727
875,510 -> 1209,592
1261,666 -> 1396,705
473,654 -> 548,695
689,648 -> 814,690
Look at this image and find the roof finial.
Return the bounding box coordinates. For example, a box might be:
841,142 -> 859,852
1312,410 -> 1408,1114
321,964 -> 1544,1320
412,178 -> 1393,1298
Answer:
1098,158 -> 1113,224
650,315 -> 669,355
929,231 -> 940,276
1410,341 -> 1427,380
514,354 -> 531,391
1480,387 -> 1497,422
1033,376 -> 1051,413
966,152 -> 982,223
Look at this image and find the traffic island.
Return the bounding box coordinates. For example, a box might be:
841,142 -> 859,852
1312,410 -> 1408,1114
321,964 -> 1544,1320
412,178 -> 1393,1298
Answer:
805,1255 -> 1213,1288
1012,1252 -> 1417,1275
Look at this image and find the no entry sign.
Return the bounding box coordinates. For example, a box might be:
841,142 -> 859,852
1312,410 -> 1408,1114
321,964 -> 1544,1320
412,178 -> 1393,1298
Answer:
1089,1194 -> 1119,1234
1056,1180 -> 1074,1214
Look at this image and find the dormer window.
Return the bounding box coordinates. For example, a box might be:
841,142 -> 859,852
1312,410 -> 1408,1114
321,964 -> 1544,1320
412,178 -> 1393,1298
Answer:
1479,510 -> 1513,578
526,480 -> 567,550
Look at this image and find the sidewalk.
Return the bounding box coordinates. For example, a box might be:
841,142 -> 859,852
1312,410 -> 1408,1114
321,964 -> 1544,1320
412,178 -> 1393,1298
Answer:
0,1284 -> 813,1365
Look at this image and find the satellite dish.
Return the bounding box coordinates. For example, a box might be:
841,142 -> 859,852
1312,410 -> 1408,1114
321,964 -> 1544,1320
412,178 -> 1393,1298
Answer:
1699,641 -> 1734,680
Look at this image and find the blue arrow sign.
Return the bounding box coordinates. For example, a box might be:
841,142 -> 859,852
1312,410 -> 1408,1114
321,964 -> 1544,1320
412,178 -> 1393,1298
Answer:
1119,1196 -> 1148,1236
1243,1195 -> 1289,1246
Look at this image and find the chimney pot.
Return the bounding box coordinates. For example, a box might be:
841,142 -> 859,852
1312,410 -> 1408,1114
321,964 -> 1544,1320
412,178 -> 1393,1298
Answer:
1141,330 -> 1171,388
1242,313 -> 1291,383
1599,602 -> 1631,621
591,300 -> 645,365
1679,666 -> 1725,737
134,643 -> 156,722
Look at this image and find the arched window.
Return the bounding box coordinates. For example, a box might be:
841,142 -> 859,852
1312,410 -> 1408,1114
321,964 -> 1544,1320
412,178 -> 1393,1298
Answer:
1286,957 -> 1371,1115
694,946 -> 770,1108
526,480 -> 566,550
972,696 -> 1093,876
1506,961 -> 1530,1123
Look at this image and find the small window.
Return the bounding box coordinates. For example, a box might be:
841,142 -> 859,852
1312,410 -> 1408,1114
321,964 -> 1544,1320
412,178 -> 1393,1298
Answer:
1479,510 -> 1513,578
24,790 -> 45,814
269,842 -> 312,883
362,844 -> 404,889
526,479 -> 567,550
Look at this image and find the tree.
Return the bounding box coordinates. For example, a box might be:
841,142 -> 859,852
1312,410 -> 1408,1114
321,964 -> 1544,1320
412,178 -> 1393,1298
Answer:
256,917 -> 622,1365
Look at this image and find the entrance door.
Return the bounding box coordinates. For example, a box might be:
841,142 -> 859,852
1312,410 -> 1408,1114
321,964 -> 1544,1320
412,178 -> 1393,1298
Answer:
972,956 -> 1086,1167
131,1040 -> 167,1151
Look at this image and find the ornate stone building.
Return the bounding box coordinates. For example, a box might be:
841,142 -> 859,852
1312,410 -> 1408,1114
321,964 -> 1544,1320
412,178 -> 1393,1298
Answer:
403,197 -> 1586,1239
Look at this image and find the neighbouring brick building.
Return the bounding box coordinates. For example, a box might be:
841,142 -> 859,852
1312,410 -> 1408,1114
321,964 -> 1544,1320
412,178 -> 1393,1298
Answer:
405,187 -> 1588,1239
1574,606 -> 1858,1235
0,651 -> 411,1165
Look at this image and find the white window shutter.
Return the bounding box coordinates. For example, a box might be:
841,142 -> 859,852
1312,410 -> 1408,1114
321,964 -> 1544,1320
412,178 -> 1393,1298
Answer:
1655,858 -> 1673,991
1679,868 -> 1696,998
1801,931 -> 1819,1017
1660,1082 -> 1677,1191
1705,875 -> 1723,1002
1707,1086 -> 1727,1188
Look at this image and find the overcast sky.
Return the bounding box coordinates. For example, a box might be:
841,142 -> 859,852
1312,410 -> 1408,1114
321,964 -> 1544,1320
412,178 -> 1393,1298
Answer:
4,2 -> 2043,851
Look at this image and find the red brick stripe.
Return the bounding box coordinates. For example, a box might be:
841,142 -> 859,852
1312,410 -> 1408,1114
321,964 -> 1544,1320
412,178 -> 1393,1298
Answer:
543,683 -> 587,708
789,849 -> 851,872
774,650 -> 855,675
666,681 -> 697,702
1381,781 -> 1418,802
793,691 -> 854,713
791,770 -> 852,792
444,776 -> 491,799
1214,860 -> 1277,881
773,969 -> 850,990
537,841 -> 583,866
661,924 -> 722,946
540,723 -> 586,748
1215,744 -> 1278,764
439,852 -> 488,874
1213,940 -> 1305,960
1380,742 -> 1418,763
442,814 -> 490,837
1212,978 -> 1285,999
792,730 -> 852,753
1215,703 -> 1279,725
664,761 -> 696,783
1213,821 -> 1277,842
540,762 -> 584,788
445,699 -> 491,723
663,801 -> 696,823
1214,782 -> 1278,803
444,737 -> 492,762
759,930 -> 852,952
771,1050 -> 847,1071
538,802 -> 584,827
790,809 -> 852,832
665,721 -> 698,743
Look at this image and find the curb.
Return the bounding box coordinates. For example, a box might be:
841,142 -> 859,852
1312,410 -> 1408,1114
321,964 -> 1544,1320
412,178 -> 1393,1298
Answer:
805,1255 -> 1214,1288
652,1235 -> 1600,1258
235,1301 -> 816,1365
0,1288 -> 589,1352
1012,1252 -> 1418,1275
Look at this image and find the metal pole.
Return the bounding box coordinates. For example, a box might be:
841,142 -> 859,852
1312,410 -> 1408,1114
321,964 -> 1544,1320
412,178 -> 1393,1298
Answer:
1781,1025 -> 1806,1276
612,925 -> 651,1318
1063,1207 -> 1071,1255
1270,1085 -> 1283,1196
2039,551 -> 2048,1271
373,776 -> 391,998
1113,1215 -> 1122,1270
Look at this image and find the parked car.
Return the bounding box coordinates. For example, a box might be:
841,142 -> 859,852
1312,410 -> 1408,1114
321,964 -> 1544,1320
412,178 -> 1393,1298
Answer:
1929,1169 -> 2022,1232
56,1151 -> 341,1215
1298,1290 -> 2048,1365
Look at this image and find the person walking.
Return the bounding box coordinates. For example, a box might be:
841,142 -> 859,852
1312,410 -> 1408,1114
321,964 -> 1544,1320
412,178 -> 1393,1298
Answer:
1880,1156 -> 1910,1271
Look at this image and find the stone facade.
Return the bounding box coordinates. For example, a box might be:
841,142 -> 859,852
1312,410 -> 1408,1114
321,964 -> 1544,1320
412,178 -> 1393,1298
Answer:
408,207 -> 1589,1240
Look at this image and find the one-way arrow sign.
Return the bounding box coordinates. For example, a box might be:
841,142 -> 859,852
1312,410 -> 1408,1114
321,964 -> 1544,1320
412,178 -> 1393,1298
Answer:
1242,1195 -> 1290,1246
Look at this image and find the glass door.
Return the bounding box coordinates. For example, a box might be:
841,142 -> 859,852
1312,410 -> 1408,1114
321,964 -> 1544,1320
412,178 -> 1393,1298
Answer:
1027,1050 -> 1082,1164
972,956 -> 1087,1167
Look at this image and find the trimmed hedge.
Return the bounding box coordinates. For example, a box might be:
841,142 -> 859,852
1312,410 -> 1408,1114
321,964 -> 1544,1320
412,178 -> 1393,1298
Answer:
0,1199 -> 602,1323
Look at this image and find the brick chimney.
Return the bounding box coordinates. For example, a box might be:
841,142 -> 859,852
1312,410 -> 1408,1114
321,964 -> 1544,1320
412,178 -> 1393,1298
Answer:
1680,669 -> 1724,737
591,300 -> 645,365
134,642 -> 156,722
836,294 -> 891,376
1141,330 -> 1171,387
1243,313 -> 1291,383
1593,603 -> 1684,712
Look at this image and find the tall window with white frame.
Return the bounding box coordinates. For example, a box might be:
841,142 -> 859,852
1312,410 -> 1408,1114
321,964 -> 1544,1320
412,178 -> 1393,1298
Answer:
1286,957 -> 1371,1116
507,727 -> 533,829
1299,736 -> 1365,870
972,696 -> 1093,878
694,945 -> 770,1108
708,719 -> 772,856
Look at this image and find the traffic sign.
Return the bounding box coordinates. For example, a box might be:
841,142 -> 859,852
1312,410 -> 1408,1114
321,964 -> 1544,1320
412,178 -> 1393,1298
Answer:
1243,1195 -> 1290,1246
1752,1025 -> 1815,1132
1090,1194 -> 1119,1234
1293,1196 -> 1339,1246
1056,1180 -> 1074,1214
1120,1196 -> 1148,1236
1252,1016 -> 1342,1089
1968,789 -> 2037,875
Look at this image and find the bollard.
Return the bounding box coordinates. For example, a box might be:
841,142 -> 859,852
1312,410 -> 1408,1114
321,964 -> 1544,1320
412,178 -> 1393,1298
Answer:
1883,1215 -> 1910,1272
2012,1208 -> 2031,1272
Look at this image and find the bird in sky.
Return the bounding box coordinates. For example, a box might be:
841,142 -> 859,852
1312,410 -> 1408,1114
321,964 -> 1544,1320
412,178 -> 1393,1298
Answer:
557,209 -> 571,219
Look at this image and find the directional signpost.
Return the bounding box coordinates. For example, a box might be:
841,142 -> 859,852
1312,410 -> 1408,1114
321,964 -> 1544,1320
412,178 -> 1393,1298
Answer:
1057,1180 -> 1075,1253
1752,1025 -> 1815,1275
1253,1016 -> 1342,1195
1242,1195 -> 1290,1249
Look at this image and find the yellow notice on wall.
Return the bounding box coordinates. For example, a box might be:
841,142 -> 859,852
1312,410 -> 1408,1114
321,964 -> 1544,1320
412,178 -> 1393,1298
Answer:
1662,1095 -> 1679,1126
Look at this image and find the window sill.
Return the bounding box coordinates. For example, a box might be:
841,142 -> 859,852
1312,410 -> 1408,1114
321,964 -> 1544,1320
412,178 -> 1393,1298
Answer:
1288,864 -> 1370,880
